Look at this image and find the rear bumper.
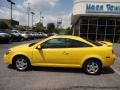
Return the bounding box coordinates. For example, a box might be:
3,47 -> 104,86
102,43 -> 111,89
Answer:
103,54 -> 116,67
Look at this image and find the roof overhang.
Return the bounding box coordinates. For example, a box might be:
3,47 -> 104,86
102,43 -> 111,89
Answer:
71,14 -> 120,25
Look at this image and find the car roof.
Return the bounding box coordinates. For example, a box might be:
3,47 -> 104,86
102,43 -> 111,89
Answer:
49,35 -> 81,38
48,35 -> 87,42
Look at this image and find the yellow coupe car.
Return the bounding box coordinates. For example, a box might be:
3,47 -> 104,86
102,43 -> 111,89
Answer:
4,36 -> 116,75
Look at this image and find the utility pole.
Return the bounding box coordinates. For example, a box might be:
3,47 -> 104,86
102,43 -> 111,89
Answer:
31,12 -> 35,28
41,16 -> 44,25
39,11 -> 44,25
27,3 -> 31,28
6,0 -> 15,28
40,11 -> 42,23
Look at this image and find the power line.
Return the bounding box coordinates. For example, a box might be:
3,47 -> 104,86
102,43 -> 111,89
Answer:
0,4 -> 28,16
0,4 -> 10,8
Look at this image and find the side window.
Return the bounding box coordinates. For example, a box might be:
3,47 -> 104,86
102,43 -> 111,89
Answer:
41,38 -> 69,48
68,39 -> 92,48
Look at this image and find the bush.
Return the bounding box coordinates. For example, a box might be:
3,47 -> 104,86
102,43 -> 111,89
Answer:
0,21 -> 9,29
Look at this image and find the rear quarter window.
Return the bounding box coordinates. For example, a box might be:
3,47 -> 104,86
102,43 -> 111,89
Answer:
69,39 -> 93,48
86,39 -> 102,46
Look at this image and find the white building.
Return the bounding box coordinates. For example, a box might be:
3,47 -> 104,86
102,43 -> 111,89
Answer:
71,0 -> 120,43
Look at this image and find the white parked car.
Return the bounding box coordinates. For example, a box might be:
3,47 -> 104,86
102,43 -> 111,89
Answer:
20,31 -> 30,40
11,30 -> 22,41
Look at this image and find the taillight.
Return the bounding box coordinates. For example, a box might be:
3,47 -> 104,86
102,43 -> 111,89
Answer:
112,50 -> 114,54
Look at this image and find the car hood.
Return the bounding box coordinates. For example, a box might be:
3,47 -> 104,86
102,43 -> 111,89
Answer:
10,43 -> 31,51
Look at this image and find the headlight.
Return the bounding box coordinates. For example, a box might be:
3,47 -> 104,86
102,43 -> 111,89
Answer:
5,50 -> 11,55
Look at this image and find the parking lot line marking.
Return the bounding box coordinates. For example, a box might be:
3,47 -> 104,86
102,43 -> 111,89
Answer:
111,66 -> 120,76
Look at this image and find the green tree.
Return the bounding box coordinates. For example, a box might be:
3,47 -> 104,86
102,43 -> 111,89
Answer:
55,27 -> 72,35
33,22 -> 45,32
66,27 -> 72,35
16,25 -> 26,31
47,23 -> 55,33
0,21 -> 9,29
54,28 -> 60,34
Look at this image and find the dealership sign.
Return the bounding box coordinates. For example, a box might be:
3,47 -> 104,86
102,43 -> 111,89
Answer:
86,3 -> 120,14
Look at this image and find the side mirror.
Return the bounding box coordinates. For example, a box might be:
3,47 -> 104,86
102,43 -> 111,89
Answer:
36,45 -> 42,50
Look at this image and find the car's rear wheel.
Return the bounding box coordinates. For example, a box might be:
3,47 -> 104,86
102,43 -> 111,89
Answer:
13,56 -> 30,71
83,60 -> 102,75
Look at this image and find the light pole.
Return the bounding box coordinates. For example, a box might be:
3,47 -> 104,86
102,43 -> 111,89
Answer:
31,12 -> 35,28
6,0 -> 15,27
27,3 -> 31,28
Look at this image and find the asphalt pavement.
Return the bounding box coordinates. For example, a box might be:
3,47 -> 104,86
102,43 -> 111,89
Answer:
0,40 -> 120,90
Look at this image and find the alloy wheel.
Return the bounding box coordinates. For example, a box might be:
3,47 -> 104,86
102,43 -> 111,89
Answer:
86,62 -> 99,74
15,57 -> 28,71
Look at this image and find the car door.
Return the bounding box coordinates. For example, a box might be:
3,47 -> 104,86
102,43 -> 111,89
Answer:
67,39 -> 93,65
33,38 -> 72,64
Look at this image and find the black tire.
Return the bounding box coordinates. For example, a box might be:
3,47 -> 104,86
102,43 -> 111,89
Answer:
13,56 -> 31,71
83,60 -> 102,75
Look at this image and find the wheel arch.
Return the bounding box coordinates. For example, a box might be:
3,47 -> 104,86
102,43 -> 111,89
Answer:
12,54 -> 31,65
81,57 -> 103,68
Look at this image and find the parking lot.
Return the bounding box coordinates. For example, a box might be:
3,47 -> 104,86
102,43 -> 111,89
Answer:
0,39 -> 120,90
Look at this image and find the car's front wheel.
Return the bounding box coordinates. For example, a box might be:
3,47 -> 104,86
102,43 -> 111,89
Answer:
13,56 -> 30,71
83,60 -> 102,75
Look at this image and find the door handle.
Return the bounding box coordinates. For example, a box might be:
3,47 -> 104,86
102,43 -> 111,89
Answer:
63,51 -> 69,55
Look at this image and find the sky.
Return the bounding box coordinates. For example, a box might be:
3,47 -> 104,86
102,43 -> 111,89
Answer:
0,0 -> 73,28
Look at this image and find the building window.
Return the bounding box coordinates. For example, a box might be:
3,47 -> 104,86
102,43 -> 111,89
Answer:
106,26 -> 115,34
89,18 -> 97,25
98,18 -> 106,25
116,20 -> 120,26
80,25 -> 88,33
97,25 -> 106,34
73,16 -> 120,43
81,18 -> 88,25
88,25 -> 97,33
107,19 -> 115,26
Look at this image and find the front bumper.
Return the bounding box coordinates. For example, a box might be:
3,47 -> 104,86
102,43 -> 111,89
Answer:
4,53 -> 13,64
